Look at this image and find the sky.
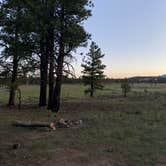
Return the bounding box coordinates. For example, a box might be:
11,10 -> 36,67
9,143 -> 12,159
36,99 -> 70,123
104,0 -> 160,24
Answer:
74,0 -> 166,78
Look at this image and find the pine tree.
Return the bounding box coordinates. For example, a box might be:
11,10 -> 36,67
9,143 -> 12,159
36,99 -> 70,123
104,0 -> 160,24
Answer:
81,41 -> 106,97
0,0 -> 34,105
51,0 -> 92,112
22,0 -> 57,107
0,0 -> 92,110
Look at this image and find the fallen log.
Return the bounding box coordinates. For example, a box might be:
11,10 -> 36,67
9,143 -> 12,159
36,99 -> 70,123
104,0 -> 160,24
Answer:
13,121 -> 56,130
13,119 -> 83,130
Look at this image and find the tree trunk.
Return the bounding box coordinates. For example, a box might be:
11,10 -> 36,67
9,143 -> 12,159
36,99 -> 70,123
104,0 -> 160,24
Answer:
90,86 -> 93,97
8,57 -> 18,106
39,36 -> 48,107
52,54 -> 64,112
90,73 -> 94,97
48,28 -> 54,110
8,21 -> 19,106
51,35 -> 64,112
48,58 -> 54,109
51,6 -> 65,112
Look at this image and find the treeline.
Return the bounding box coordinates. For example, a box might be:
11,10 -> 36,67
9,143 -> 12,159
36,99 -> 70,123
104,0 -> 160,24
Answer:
0,77 -> 83,85
107,78 -> 166,84
2,77 -> 166,90
0,0 -> 93,112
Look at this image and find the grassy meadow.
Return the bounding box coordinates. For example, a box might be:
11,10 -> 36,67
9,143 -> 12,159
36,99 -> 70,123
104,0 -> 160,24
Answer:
0,83 -> 166,166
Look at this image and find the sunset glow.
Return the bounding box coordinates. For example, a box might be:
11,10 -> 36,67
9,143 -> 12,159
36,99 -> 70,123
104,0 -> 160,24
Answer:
75,0 -> 166,78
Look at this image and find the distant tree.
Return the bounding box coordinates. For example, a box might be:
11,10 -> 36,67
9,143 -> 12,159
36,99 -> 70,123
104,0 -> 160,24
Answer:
81,41 -> 106,97
121,78 -> 131,97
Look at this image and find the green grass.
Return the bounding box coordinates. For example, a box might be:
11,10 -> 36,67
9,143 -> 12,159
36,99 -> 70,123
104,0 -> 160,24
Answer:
0,83 -> 166,165
1,83 -> 166,104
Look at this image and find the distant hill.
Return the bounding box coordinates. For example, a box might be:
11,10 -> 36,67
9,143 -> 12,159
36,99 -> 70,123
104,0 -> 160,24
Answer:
129,76 -> 156,81
128,75 -> 166,83
159,74 -> 166,78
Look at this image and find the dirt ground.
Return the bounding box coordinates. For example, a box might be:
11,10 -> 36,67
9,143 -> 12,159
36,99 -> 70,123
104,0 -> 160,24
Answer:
1,87 -> 166,166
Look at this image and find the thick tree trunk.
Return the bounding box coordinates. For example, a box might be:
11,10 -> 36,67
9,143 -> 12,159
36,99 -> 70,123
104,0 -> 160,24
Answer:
39,36 -> 48,107
8,23 -> 19,106
51,36 -> 64,112
48,58 -> 54,109
48,28 -> 54,110
8,57 -> 18,106
52,55 -> 64,112
51,6 -> 65,112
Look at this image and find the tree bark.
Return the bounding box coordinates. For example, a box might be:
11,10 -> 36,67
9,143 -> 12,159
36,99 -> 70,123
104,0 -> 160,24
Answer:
8,57 -> 18,106
52,34 -> 64,112
47,7 -> 55,110
39,35 -> 48,107
51,5 -> 65,112
48,28 -> 55,110
52,50 -> 64,112
8,19 -> 19,106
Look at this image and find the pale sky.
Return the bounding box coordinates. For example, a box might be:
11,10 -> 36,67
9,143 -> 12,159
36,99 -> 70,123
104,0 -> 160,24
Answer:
74,0 -> 166,78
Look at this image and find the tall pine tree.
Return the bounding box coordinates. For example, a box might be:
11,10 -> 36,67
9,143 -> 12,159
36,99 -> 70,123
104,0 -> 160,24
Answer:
51,0 -> 92,112
81,41 -> 106,97
0,0 -> 34,105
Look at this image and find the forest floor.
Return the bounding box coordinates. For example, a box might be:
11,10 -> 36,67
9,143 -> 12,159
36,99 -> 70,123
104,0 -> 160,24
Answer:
0,83 -> 166,166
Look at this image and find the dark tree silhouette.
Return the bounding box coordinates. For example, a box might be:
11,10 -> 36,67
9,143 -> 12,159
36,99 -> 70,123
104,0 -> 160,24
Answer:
0,0 -> 34,105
